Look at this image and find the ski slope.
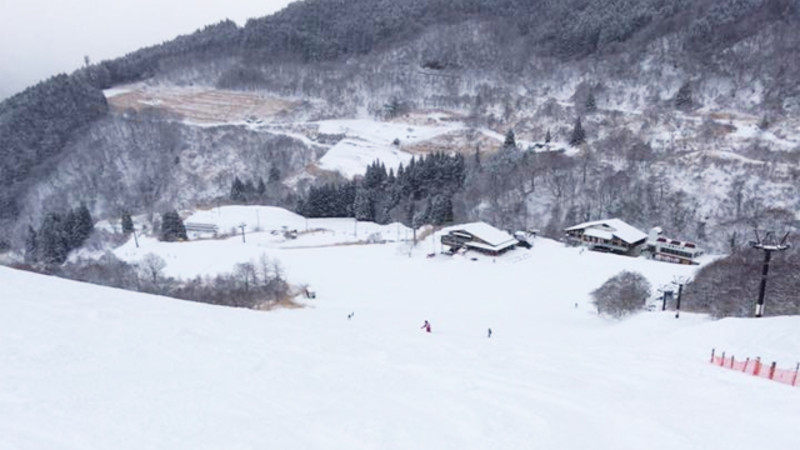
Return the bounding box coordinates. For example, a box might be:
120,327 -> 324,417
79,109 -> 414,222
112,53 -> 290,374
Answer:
2,207 -> 799,449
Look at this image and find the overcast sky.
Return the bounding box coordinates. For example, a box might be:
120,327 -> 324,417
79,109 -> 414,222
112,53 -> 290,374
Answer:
0,0 -> 297,100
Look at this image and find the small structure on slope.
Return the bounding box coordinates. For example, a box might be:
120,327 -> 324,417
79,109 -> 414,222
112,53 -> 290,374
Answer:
643,227 -> 704,265
184,222 -> 218,240
441,222 -> 518,256
564,218 -> 647,256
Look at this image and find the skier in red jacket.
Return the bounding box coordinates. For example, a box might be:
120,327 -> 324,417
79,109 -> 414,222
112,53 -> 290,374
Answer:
421,320 -> 431,333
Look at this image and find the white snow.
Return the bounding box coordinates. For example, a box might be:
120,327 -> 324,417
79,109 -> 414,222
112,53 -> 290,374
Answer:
318,138 -> 413,179
2,206 -> 799,449
566,218 -> 648,244
314,119 -> 464,178
102,87 -> 134,98
449,222 -> 517,248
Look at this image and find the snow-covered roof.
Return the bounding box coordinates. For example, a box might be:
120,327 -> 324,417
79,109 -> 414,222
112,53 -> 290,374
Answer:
584,228 -> 614,241
565,218 -> 646,244
451,222 -> 517,248
466,239 -> 517,252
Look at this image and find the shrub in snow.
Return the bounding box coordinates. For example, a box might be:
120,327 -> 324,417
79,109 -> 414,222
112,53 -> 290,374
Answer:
591,271 -> 651,318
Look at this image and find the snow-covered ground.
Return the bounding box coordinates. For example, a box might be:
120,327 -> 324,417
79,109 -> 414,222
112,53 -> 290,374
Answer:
3,206 -> 799,449
314,119 -> 464,178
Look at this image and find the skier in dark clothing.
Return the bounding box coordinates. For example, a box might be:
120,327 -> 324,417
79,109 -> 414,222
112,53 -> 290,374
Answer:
421,320 -> 431,333
487,328 -> 492,338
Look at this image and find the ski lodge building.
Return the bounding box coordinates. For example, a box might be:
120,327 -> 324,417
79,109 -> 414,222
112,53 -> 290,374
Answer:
441,222 -> 519,256
643,227 -> 704,265
564,218 -> 647,256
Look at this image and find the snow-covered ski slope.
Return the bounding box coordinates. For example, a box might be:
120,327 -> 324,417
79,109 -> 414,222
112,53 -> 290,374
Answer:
3,207 -> 800,449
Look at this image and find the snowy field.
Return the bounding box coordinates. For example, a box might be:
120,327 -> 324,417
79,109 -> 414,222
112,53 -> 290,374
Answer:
314,119 -> 464,178
3,206 -> 800,449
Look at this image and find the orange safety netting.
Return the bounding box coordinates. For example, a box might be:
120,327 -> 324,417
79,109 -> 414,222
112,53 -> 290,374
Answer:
711,352 -> 800,387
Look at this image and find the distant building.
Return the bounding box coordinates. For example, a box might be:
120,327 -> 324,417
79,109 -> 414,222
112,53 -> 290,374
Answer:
441,222 -> 518,256
564,218 -> 647,256
644,227 -> 703,265
184,222 -> 218,240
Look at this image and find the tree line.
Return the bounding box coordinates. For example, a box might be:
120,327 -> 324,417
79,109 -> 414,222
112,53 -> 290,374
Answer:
45,251 -> 290,310
296,152 -> 465,227
0,74 -> 108,226
24,205 -> 94,265
682,244 -> 800,317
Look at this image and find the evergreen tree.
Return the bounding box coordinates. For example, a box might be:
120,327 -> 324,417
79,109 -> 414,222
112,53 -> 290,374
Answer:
63,209 -> 80,249
243,179 -> 255,198
257,177 -> 267,198
160,210 -> 187,242
675,82 -> 693,110
39,213 -> 69,265
231,176 -> 246,202
569,117 -> 586,146
353,188 -> 374,221
24,225 -> 38,263
383,97 -> 406,119
268,167 -> 281,183
428,194 -> 453,225
72,204 -> 94,246
121,212 -> 134,234
585,93 -> 597,113
758,115 -> 770,131
503,129 -> 517,150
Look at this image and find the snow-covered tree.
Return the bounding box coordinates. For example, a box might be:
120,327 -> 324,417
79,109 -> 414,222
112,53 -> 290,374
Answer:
591,271 -> 651,318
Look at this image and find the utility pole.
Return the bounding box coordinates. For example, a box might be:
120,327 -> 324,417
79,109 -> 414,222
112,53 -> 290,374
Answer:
239,223 -> 247,243
672,277 -> 688,319
749,231 -> 791,317
132,228 -> 139,248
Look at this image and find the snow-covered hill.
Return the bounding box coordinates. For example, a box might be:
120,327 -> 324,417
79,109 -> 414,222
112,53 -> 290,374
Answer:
3,206 -> 799,449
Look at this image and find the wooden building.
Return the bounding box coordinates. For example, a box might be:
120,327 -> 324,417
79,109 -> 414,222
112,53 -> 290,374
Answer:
644,227 -> 704,265
564,219 -> 647,256
441,222 -> 518,256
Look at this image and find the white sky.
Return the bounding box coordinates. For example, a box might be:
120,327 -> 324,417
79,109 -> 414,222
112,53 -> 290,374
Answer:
0,0 -> 297,100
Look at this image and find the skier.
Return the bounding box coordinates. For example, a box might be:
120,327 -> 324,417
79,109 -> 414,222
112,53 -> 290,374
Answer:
487,328 -> 492,338
421,320 -> 431,333
347,312 -> 354,320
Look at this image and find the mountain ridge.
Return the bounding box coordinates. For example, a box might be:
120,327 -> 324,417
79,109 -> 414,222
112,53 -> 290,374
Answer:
1,0 -> 799,253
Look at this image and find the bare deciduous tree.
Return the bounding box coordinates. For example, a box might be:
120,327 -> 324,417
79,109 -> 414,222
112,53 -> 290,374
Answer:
591,271 -> 652,318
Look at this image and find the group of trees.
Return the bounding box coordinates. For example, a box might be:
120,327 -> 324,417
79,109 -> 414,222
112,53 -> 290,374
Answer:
25,205 -> 94,265
160,210 -> 187,242
682,245 -> 800,317
229,170 -> 281,204
589,239 -> 800,320
297,152 -> 465,227
55,252 -> 290,309
0,74 -> 108,226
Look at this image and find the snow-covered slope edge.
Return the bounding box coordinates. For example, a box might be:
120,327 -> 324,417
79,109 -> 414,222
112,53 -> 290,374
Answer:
2,221 -> 799,448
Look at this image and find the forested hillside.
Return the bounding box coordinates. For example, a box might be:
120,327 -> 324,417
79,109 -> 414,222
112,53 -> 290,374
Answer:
0,0 -> 798,254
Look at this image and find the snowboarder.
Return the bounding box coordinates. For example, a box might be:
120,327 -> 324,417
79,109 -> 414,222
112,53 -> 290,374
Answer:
487,328 -> 492,338
421,320 -> 431,333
